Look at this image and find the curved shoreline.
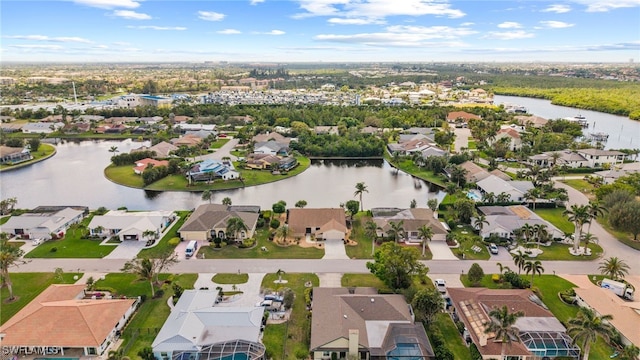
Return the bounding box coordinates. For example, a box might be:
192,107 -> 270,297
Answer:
0,144 -> 57,173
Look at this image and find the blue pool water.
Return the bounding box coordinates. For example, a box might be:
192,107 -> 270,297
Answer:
467,190 -> 482,201
387,343 -> 423,360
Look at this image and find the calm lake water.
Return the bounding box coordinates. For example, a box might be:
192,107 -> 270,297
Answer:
494,95 -> 640,150
1,139 -> 444,210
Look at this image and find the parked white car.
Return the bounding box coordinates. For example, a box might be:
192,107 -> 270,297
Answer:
434,279 -> 447,293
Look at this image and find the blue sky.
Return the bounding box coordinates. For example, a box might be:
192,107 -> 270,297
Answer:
1,0 -> 639,63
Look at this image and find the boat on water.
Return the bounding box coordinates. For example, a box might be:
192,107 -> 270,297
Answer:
563,114 -> 589,128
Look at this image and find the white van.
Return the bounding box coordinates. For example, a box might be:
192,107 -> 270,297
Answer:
185,240 -> 198,258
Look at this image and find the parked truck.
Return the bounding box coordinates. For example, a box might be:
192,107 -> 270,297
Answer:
601,278 -> 634,300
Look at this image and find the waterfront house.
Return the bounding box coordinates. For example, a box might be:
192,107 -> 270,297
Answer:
131,141 -> 178,159
152,289 -> 265,360
178,204 -> 259,241
475,175 -> 534,202
528,149 -> 624,169
88,210 -> 175,241
133,158 -> 169,174
448,288 -> 580,360
446,111 -> 481,124
253,140 -> 290,156
21,122 -> 64,134
252,131 -> 293,145
515,115 -> 548,128
371,208 -> 448,242
171,134 -> 203,147
286,208 -> 347,241
187,159 -> 239,182
490,125 -> 524,151
1,207 -> 85,240
310,287 -> 435,360
0,284 -> 138,357
576,148 -> 625,168
0,146 -> 32,165
458,161 -> 510,183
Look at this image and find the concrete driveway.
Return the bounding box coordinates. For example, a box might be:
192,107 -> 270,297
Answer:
318,273 -> 342,287
322,239 -> 348,259
451,126 -> 472,153
429,273 -> 465,289
174,240 -> 205,260
430,241 -> 458,260
195,272 -> 266,307
103,241 -> 145,259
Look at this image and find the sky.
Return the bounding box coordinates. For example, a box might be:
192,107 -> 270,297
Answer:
1,0 -> 639,63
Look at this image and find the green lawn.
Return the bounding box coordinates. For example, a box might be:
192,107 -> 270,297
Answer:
137,211 -> 189,258
341,273 -> 392,293
212,273 -> 249,284
561,179 -> 596,195
600,216 -> 640,250
95,273 -> 197,358
1,272 -> 82,324
209,139 -> 230,148
104,164 -> 145,188
345,214 -> 375,259
534,208 -> 575,234
467,139 -> 477,150
451,227 -> 491,261
0,216 -> 10,225
431,313 -> 472,360
199,229 -> 323,259
261,273 -> 318,360
0,143 -> 56,171
535,242 -> 603,261
24,220 -> 116,258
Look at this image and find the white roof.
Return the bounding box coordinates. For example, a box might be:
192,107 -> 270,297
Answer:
1,207 -> 83,232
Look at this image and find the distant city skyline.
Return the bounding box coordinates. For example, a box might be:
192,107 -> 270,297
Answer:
1,0 -> 639,63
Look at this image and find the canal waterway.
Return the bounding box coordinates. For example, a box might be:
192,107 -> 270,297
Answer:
1,139 -> 444,210
494,95 -> 640,150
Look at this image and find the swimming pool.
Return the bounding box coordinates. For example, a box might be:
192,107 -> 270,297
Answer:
387,343 -> 423,360
467,190 -> 482,201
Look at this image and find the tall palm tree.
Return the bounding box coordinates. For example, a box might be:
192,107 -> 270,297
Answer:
226,217 -> 248,241
354,182 -> 369,212
222,197 -> 232,206
417,225 -> 434,257
580,232 -> 597,255
481,192 -> 496,204
567,308 -> 614,360
386,221 -> 405,243
534,224 -> 549,249
598,257 -> 630,280
484,305 -> 525,360
364,220 -> 381,255
618,344 -> 640,360
520,223 -> 534,244
512,250 -> 528,275
585,201 -> 606,235
496,192 -> 511,204
201,190 -> 213,204
473,215 -> 489,235
523,260 -> 544,286
108,146 -> 119,154
564,204 -> 590,252
524,188 -> 540,210
0,239 -> 25,301
276,224 -> 292,244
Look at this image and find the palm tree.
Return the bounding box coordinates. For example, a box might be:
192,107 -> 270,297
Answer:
580,232 -> 597,255
585,201 -> 606,235
93,225 -> 105,238
619,344 -> 640,360
427,198 -> 439,213
226,217 -> 248,241
481,192 -> 496,204
512,250 -> 528,275
448,165 -> 467,188
567,308 -> 614,360
386,220 -> 405,243
417,225 -> 434,257
202,190 -> 212,203
520,223 -> 534,244
598,257 -> 630,280
496,192 -> 511,204
523,260 -> 544,286
550,151 -> 562,168
0,239 -> 25,301
108,146 -> 119,154
354,182 -> 368,212
524,188 -> 540,210
276,224 -> 292,244
364,220 -> 381,255
473,215 -> 489,234
484,305 -> 525,360
276,269 -> 285,283
121,258 -> 156,297
391,151 -> 402,173
534,224 -> 549,249
564,204 -> 590,253
142,229 -> 157,242
222,197 -> 232,206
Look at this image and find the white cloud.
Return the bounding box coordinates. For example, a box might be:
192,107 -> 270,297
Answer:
539,20 -> 574,28
576,0 -> 640,12
250,0 -> 265,4
541,4 -> 572,13
460,22 -> 474,26
253,30 -> 286,35
315,25 -> 475,46
293,0 -> 465,20
218,29 -> 242,34
497,21 -> 522,28
3,35 -> 92,43
112,41 -> 131,46
198,11 -> 226,21
484,30 -> 535,40
127,25 -> 187,30
113,10 -> 151,20
10,44 -> 64,49
328,17 -> 385,25
73,0 -> 140,9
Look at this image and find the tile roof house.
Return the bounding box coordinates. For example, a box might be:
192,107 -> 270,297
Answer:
171,134 -> 203,147
446,111 -> 481,123
152,290 -> 265,360
594,161 -> 640,184
448,288 -> 580,360
286,208 -> 347,241
310,287 -> 435,360
314,126 -> 340,135
458,161 -> 511,183
0,284 -> 138,357
131,141 -> 179,158
187,159 -> 239,182
178,204 -> 260,241
1,207 -> 85,240
491,126 -> 524,151
133,158 -> 170,174
88,210 -> 176,241
475,205 -> 564,240
254,140 -> 290,156
252,131 -> 292,145
576,149 -> 625,168
371,208 -> 448,242
515,115 -> 548,128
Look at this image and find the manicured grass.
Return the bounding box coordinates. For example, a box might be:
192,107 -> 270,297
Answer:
212,273 -> 249,284
535,242 -> 603,261
345,214 -> 374,259
209,139 -> 230,148
561,179 -> 596,195
24,217 -> 116,258
1,272 -> 82,324
0,143 -> 56,170
431,313 -> 472,360
533,208 -> 575,234
96,273 -> 197,358
450,226 -> 491,261
384,152 -> 446,187
261,273 -> 318,360
467,139 -> 477,150
199,228 -> 323,259
600,216 -> 640,250
104,164 -> 145,188
137,211 -> 189,258
341,273 -> 392,293
0,216 -> 10,225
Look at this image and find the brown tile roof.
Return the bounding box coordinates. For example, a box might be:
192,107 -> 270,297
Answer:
446,111 -> 481,122
179,204 -> 259,232
171,134 -> 202,147
286,208 -> 346,236
373,208 -> 447,235
497,128 -> 521,139
0,146 -> 24,157
310,287 -> 412,350
0,284 -> 135,347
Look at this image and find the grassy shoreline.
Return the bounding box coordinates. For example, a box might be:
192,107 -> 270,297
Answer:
0,143 -> 56,172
